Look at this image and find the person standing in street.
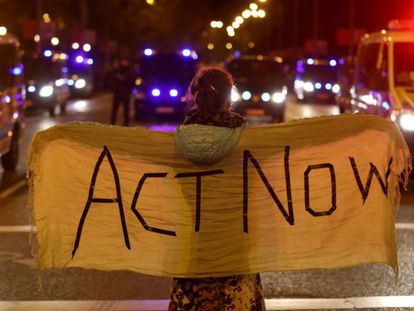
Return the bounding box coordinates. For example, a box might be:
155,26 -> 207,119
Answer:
110,58 -> 134,126
170,67 -> 266,311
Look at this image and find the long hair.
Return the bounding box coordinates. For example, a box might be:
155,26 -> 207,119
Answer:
186,67 -> 233,114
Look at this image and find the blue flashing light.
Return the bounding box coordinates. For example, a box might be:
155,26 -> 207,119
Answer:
151,88 -> 161,97
27,85 -> 36,93
62,67 -> 68,74
382,101 -> 390,110
44,50 -> 52,57
325,83 -> 332,90
68,79 -> 74,86
87,58 -> 94,65
306,58 -> 314,65
315,82 -> 322,90
339,59 -> 345,65
182,49 -> 191,57
329,59 -> 337,67
144,48 -> 153,56
11,65 -> 23,76
75,55 -> 84,63
234,50 -> 241,58
169,89 -> 178,97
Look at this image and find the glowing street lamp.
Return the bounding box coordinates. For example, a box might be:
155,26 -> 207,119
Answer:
232,21 -> 240,29
226,42 -> 233,50
235,16 -> 244,24
242,9 -> 252,19
146,0 -> 155,5
258,9 -> 266,18
51,37 -> 59,46
249,3 -> 258,10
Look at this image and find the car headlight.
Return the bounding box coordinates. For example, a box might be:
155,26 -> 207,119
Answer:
272,91 -> 286,104
332,84 -> 340,93
231,87 -> 241,102
75,79 -> 86,89
242,91 -> 251,101
27,85 -> 36,93
303,82 -> 314,92
39,85 -> 54,97
261,92 -> 271,102
400,111 -> 414,131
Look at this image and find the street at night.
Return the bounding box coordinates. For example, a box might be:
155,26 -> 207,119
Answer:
1,0 -> 414,310
0,94 -> 413,310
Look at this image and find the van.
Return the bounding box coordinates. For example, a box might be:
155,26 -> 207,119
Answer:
0,29 -> 25,170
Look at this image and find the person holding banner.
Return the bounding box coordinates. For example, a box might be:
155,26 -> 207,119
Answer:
168,67 -> 266,310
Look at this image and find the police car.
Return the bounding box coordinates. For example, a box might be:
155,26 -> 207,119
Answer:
133,49 -> 198,121
294,58 -> 341,104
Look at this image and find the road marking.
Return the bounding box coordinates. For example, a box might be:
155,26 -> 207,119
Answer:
0,225 -> 32,233
1,223 -> 414,233
0,180 -> 26,199
1,296 -> 414,310
396,223 -> 414,230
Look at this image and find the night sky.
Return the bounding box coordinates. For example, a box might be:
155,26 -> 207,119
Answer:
206,0 -> 414,49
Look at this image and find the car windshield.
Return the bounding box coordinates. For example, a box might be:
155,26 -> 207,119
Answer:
394,42 -> 414,87
23,58 -> 56,81
0,44 -> 15,87
227,59 -> 285,83
299,64 -> 337,81
139,54 -> 197,79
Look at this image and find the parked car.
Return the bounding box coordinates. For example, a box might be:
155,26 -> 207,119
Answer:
0,29 -> 25,170
226,55 -> 288,123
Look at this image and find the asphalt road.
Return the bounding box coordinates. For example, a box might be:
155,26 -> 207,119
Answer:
0,93 -> 413,310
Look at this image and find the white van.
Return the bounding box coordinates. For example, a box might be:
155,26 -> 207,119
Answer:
347,20 -> 414,160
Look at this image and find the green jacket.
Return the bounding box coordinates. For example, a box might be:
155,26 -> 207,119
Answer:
174,124 -> 244,164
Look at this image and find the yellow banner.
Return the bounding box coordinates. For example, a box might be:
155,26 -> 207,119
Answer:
28,115 -> 411,277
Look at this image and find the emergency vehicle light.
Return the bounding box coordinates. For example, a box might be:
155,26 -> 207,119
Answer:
388,19 -> 414,31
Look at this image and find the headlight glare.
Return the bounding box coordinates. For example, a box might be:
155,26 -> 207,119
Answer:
231,87 -> 241,102
75,79 -> 86,89
400,112 -> 414,131
272,91 -> 286,104
39,85 -> 54,97
242,91 -> 251,101
261,92 -> 271,102
303,82 -> 314,92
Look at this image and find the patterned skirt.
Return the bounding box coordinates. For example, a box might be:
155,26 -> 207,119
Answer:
168,274 -> 266,311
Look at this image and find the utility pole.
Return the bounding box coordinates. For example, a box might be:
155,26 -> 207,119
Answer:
349,0 -> 355,61
313,0 -> 319,39
293,0 -> 299,47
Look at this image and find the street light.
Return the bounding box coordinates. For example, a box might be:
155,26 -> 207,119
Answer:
258,9 -> 266,18
242,9 -> 252,18
235,16 -> 244,24
249,3 -> 258,10
226,42 -> 233,50
51,37 -> 59,46
232,21 -> 240,29
207,43 -> 214,50
146,0 -> 155,5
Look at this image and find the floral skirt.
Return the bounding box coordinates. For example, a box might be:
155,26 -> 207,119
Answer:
168,274 -> 266,311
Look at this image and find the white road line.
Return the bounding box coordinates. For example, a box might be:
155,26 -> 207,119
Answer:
0,225 -> 32,233
1,296 -> 414,310
396,223 -> 414,230
0,180 -> 26,200
1,223 -> 414,233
